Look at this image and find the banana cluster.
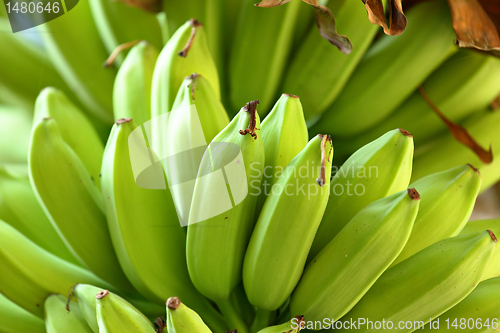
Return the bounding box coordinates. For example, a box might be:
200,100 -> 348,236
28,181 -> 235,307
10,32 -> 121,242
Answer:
0,0 -> 500,332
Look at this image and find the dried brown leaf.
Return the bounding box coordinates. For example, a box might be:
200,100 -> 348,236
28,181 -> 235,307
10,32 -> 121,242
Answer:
491,91 -> 500,110
447,0 -> 500,51
419,87 -> 493,164
362,0 -> 407,36
254,0 -> 292,7
116,0 -> 161,13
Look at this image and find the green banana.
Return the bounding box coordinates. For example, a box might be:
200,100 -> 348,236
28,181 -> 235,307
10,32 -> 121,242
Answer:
165,73 -> 230,225
420,277 -> 500,332
291,189 -> 420,323
34,87 -> 104,189
460,219 -> 500,281
89,0 -> 162,65
100,118 -> 227,332
0,220 -> 112,318
256,93 -> 309,214
113,41 -> 159,125
228,0 -> 309,112
151,18 -> 220,118
391,164 -> 482,266
257,316 -> 305,333
0,292 -> 46,333
337,231 -> 497,333
308,128 -> 414,261
312,0 -> 457,137
282,0 -> 379,122
44,294 -> 93,333
28,117 -> 132,291
243,134 -> 333,311
335,49 -> 500,155
0,167 -> 77,264
96,289 -> 156,333
412,109 -> 500,190
36,0 -> 115,124
0,106 -> 31,166
166,297 -> 212,333
186,101 -> 264,332
0,18 -> 72,111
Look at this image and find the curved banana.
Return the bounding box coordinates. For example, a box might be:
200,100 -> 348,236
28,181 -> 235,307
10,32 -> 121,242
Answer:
36,0 -> 115,124
243,134 -> 333,311
257,316 -> 305,333
391,164 -> 481,266
308,128 -> 414,261
0,292 -> 46,333
420,277 -> 500,332
282,0 -> 379,121
186,101 -> 264,332
113,41 -> 159,126
28,117 -> 132,291
34,87 -> 104,189
291,189 -> 420,323
89,0 -> 162,66
256,93 -> 309,214
100,118 -> 227,332
0,220 -> 112,318
460,219 -> 500,281
166,297 -> 212,333
44,294 -> 93,333
337,231 -> 497,333
312,0 -> 457,137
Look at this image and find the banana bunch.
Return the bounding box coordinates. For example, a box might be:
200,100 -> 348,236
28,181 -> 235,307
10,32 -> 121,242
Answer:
1,1 -> 500,333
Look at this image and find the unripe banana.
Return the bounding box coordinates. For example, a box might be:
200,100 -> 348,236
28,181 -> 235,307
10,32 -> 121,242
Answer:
166,297 -> 212,333
308,129 -> 414,261
460,219 -> 500,281
96,289 -> 156,333
420,277 -> 500,332
412,109 -> 500,190
0,220 -> 112,318
101,118 -> 227,332
89,0 -> 162,65
291,189 -> 420,323
113,41 -> 159,126
312,0 -> 457,137
337,231 -> 497,333
257,316 -> 305,333
34,87 -> 104,189
0,292 -> 46,333
36,0 -> 115,124
152,18 -> 220,118
186,101 -> 264,332
391,165 -> 481,266
334,49 -> 500,155
44,294 -> 93,333
256,94 -> 308,213
282,0 -> 379,121
0,167 -> 77,264
28,117 -> 132,291
243,134 -> 333,311
228,0 -> 309,112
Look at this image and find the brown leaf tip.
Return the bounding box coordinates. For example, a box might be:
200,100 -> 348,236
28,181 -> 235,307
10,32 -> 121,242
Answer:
488,230 -> 497,243
96,290 -> 109,299
167,297 -> 181,310
398,128 -> 413,138
284,93 -> 300,99
154,317 -> 166,333
187,73 -> 200,101
467,163 -> 480,174
316,134 -> 332,186
296,315 -> 305,330
116,118 -> 132,124
189,18 -> 202,27
407,188 -> 420,200
239,100 -> 260,139
178,19 -> 202,58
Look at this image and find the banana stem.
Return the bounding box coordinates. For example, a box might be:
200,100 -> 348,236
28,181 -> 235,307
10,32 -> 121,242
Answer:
217,298 -> 250,333
250,308 -> 273,333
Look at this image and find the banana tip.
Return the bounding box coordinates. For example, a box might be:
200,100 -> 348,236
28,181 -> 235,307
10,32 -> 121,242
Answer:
467,164 -> 480,174
398,128 -> 413,138
167,297 -> 181,310
116,118 -> 132,124
96,290 -> 109,299
488,230 -> 497,243
407,188 -> 420,200
283,93 -> 300,99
